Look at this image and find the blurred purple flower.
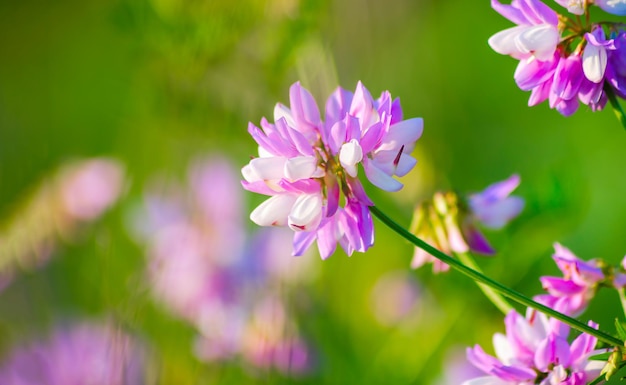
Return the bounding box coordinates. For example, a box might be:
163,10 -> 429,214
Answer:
411,175 -> 523,272
242,81 -> 423,259
59,158 -> 125,221
0,322 -> 144,385
130,156 -> 313,374
464,309 -> 605,385
370,271 -> 421,326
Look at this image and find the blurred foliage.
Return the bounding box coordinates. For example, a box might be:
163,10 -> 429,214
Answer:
0,0 -> 626,384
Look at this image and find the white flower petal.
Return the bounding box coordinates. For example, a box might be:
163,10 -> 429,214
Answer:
288,194 -> 323,231
274,103 -> 296,128
582,44 -> 607,83
250,194 -> 297,227
515,24 -> 559,61
488,25 -> 529,58
244,157 -> 287,182
284,156 -> 320,181
339,139 -> 363,177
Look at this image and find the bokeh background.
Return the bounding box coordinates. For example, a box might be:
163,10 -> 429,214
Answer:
1,0 -> 626,383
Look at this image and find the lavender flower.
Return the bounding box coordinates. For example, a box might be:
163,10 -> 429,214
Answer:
410,175 -> 524,272
463,309 -> 605,385
489,0 -> 626,116
242,81 -> 423,259
0,322 -> 144,385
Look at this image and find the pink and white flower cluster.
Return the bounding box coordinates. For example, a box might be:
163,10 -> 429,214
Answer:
242,81 -> 423,259
489,0 -> 626,116
411,174 -> 524,272
535,243 -> 626,317
464,309 -> 606,385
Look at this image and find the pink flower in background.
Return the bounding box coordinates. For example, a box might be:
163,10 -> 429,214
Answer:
411,175 -> 524,272
463,309 -> 605,385
0,157 -> 126,294
59,158 -> 125,221
0,322 -> 144,385
130,157 -> 313,374
370,271 -> 422,326
535,243 -> 605,317
242,81 -> 423,259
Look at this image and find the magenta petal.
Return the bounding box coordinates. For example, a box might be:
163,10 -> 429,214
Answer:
289,82 -> 322,132
466,345 -> 501,374
389,97 -> 403,124
316,219 -> 338,259
534,334 -> 571,371
569,321 -> 598,367
491,0 -> 530,25
328,120 -> 346,155
491,365 -> 537,382
540,276 -> 585,295
461,221 -> 495,255
349,81 -> 376,128
346,177 -> 374,206
514,55 -> 558,91
523,0 -> 558,25
324,86 -> 353,128
292,231 -> 317,256
552,55 -> 584,100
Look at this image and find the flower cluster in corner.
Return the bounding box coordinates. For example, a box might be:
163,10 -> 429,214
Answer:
410,174 -> 524,272
463,309 -> 606,385
242,81 -> 423,259
489,0 -> 626,116
535,243 -> 626,317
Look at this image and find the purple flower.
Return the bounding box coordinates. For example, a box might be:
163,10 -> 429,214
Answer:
535,243 -> 605,317
468,174 -> 525,230
463,309 -> 605,385
0,322 -> 144,385
243,81 -> 423,259
606,31 -> 626,99
489,0 -> 626,116
411,175 -> 524,272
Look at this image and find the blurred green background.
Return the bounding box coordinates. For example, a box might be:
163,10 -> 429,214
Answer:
1,0 -> 626,383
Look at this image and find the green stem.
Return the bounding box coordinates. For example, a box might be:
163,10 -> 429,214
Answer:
370,205 -> 623,347
605,84 -> 626,130
456,252 -> 514,315
619,288 -> 626,320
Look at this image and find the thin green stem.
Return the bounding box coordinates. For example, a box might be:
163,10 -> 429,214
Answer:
605,84 -> 626,130
619,288 -> 626,320
370,205 -> 623,347
456,252 -> 513,315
